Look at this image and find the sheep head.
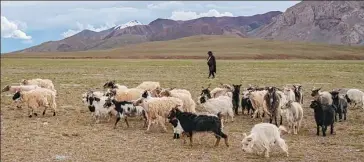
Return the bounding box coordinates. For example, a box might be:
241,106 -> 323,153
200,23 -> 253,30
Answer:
1,85 -> 10,92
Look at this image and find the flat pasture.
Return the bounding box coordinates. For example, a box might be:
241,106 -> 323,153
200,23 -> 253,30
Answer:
1,58 -> 364,162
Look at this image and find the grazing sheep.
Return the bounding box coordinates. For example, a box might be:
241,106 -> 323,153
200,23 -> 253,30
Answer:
250,90 -> 270,122
82,90 -> 105,106
167,107 -> 229,147
241,123 -> 289,158
21,78 -> 56,93
136,81 -> 161,91
197,93 -> 234,122
292,84 -> 303,104
311,87 -> 333,105
309,100 -> 335,136
345,89 -> 364,109
281,100 -> 303,134
103,80 -> 128,91
12,88 -> 57,118
134,95 -> 183,133
106,88 -> 144,102
219,83 -> 234,92
264,87 -> 283,126
86,95 -> 115,124
232,84 -> 242,115
2,84 -> 42,109
2,85 -> 40,93
103,98 -> 147,129
159,88 -> 196,113
331,91 -> 348,121
165,88 -> 192,98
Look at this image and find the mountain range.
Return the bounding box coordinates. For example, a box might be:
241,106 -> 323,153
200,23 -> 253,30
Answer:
12,1 -> 364,53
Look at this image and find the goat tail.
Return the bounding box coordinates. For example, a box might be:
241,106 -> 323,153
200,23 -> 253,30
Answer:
278,125 -> 288,135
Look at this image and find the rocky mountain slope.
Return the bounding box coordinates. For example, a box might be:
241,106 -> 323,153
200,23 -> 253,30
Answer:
252,1 -> 364,45
14,11 -> 281,53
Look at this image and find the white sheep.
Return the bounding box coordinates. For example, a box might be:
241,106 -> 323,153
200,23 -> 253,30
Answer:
134,96 -> 183,133
159,89 -> 196,113
345,89 -> 364,109
107,88 -> 145,102
210,87 -> 233,98
12,88 -> 57,118
2,85 -> 40,93
281,100 -> 303,134
241,123 -> 289,158
197,95 -> 234,122
136,81 -> 161,91
21,78 -> 56,93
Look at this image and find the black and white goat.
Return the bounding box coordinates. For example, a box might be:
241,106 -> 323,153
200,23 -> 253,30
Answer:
167,107 -> 229,147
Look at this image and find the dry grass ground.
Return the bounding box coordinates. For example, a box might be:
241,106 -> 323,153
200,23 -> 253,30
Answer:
2,35 -> 364,59
1,58 -> 364,162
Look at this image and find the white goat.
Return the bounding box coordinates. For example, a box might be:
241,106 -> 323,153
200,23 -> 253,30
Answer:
281,100 -> 303,134
241,123 -> 289,158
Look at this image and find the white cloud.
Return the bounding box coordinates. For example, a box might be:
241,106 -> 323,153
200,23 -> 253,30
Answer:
1,16 -> 31,40
147,1 -> 184,10
170,9 -> 233,21
61,22 -> 117,38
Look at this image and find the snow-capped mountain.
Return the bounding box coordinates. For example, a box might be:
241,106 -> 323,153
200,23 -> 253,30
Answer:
114,20 -> 143,30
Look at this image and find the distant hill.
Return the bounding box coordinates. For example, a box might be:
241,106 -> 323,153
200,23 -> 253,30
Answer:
12,11 -> 281,53
4,35 -> 364,60
252,1 -> 364,45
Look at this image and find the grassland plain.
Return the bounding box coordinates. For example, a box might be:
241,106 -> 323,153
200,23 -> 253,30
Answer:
1,58 -> 364,162
3,35 -> 364,60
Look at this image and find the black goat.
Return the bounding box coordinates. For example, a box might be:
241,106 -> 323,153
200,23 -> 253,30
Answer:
232,84 -> 241,115
309,100 -> 335,136
167,107 -> 229,147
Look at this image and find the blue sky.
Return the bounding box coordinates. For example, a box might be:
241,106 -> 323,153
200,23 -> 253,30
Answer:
1,1 -> 301,53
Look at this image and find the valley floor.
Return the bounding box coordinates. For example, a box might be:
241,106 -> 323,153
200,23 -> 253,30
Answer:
1,59 -> 364,162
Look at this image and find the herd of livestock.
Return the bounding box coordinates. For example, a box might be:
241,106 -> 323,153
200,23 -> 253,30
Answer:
2,78 -> 364,158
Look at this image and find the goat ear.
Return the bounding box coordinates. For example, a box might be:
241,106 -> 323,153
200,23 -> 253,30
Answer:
94,97 -> 100,102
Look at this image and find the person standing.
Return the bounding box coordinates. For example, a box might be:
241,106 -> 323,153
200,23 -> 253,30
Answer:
207,51 -> 216,79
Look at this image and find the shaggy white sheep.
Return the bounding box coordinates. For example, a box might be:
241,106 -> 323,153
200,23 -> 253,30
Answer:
159,89 -> 196,113
107,88 -> 144,102
136,81 -> 161,91
197,95 -> 234,122
241,123 -> 289,158
345,89 -> 364,109
21,78 -> 56,93
12,88 -> 57,118
134,96 -> 183,133
281,100 -> 303,134
2,85 -> 40,93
